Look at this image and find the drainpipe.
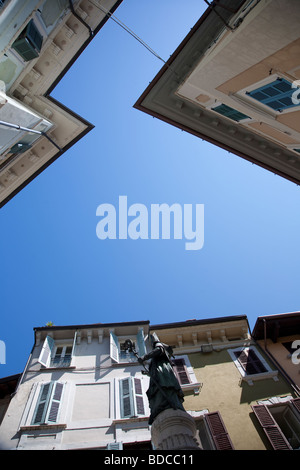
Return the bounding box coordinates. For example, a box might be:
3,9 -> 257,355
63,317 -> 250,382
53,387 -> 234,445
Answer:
68,0 -> 94,37
262,318 -> 300,397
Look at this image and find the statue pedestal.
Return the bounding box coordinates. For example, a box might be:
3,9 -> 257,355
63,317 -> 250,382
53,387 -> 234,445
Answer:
150,409 -> 202,450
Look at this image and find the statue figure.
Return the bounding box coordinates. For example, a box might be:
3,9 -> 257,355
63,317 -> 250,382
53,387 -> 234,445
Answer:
138,333 -> 185,425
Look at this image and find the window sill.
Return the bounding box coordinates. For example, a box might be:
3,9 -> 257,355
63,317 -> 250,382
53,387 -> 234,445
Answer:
20,423 -> 67,432
181,382 -> 202,395
241,370 -> 278,386
39,366 -> 76,371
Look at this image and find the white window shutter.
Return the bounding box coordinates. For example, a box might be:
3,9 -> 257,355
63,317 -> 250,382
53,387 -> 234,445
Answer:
133,378 -> 145,416
137,328 -> 146,356
110,331 -> 119,363
38,335 -> 55,367
46,382 -> 64,423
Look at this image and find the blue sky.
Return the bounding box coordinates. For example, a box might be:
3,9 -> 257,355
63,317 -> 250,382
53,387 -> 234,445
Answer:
1,0 -> 300,378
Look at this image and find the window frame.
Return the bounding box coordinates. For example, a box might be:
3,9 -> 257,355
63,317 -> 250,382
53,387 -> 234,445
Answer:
252,399 -> 300,450
246,77 -> 299,112
228,346 -> 278,385
110,329 -> 146,364
115,375 -> 149,420
38,334 -> 77,369
172,355 -> 201,394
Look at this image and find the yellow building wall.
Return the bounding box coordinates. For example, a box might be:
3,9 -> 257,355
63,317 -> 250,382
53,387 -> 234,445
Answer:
183,350 -> 293,450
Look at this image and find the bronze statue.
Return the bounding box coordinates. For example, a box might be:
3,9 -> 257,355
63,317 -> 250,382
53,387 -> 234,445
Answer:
137,333 -> 185,424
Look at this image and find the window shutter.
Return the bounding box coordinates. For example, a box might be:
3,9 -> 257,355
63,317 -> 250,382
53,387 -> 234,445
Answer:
136,329 -> 146,357
107,442 -> 123,450
173,358 -> 190,385
32,382 -> 52,424
204,412 -> 234,450
291,398 -> 300,414
38,336 -> 55,367
133,378 -> 145,416
234,349 -> 267,375
46,382 -> 64,423
251,404 -> 292,450
110,332 -> 119,363
120,378 -> 134,418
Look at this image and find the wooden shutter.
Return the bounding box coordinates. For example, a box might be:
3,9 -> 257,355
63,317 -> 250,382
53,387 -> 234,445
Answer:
173,358 -> 190,385
234,349 -> 267,375
252,404 -> 292,450
204,412 -> 234,450
120,378 -> 134,418
38,335 -> 55,367
137,329 -> 146,357
133,378 -> 145,416
32,382 -> 52,424
110,332 -> 119,363
291,398 -> 300,414
46,382 -> 64,423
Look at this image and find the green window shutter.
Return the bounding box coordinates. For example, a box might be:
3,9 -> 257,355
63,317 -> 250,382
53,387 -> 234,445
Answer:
120,378 -> 134,418
136,329 -> 146,356
12,19 -> 43,62
32,382 -> 52,424
252,404 -> 292,450
32,382 -> 64,425
110,332 -> 119,363
38,335 -> 55,367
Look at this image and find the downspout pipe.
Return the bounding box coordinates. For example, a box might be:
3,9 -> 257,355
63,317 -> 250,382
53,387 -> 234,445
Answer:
69,0 -> 94,37
262,318 -> 300,397
0,120 -> 62,152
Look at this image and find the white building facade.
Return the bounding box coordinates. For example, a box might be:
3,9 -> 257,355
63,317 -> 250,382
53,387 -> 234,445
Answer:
0,321 -> 153,450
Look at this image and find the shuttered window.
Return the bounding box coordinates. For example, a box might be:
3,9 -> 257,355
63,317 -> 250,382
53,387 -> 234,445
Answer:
173,358 -> 190,385
212,104 -> 250,122
119,377 -> 145,418
252,404 -> 292,450
110,329 -> 146,363
31,382 -> 64,425
204,412 -> 234,450
38,334 -> 76,368
234,349 -> 267,375
247,78 -> 299,112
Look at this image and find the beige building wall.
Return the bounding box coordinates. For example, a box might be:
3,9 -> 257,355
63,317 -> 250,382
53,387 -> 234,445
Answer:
184,349 -> 293,450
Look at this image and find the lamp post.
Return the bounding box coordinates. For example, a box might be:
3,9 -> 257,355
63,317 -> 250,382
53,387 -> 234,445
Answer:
125,336 -> 201,450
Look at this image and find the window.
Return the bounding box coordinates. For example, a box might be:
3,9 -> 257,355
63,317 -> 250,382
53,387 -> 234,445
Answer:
247,78 -> 299,112
228,346 -> 278,384
38,335 -> 76,368
172,355 -> 201,394
110,329 -> 146,364
211,104 -> 250,122
197,412 -> 234,450
31,381 -> 64,425
252,399 -> 300,450
12,19 -> 43,62
119,377 -> 146,419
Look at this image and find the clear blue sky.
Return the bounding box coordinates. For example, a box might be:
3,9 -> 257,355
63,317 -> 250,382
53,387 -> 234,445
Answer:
1,1 -> 300,378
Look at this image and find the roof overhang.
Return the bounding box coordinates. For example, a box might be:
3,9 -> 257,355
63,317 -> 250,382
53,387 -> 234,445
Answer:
134,0 -> 300,185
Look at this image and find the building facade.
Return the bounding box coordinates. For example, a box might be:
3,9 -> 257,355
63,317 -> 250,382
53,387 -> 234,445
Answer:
151,316 -> 300,450
0,0 -> 122,207
1,314 -> 299,450
135,0 -> 300,185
